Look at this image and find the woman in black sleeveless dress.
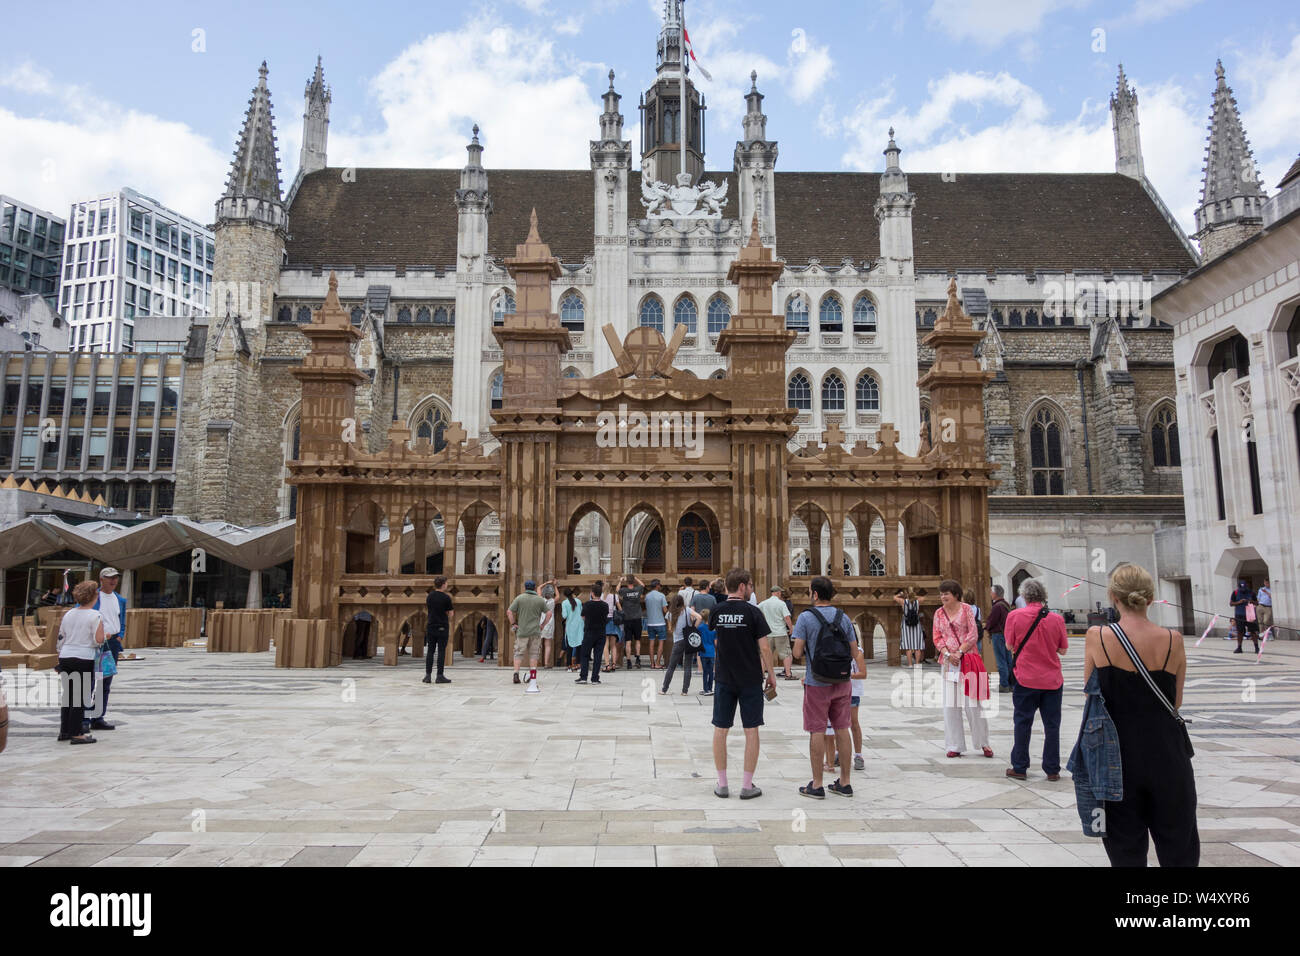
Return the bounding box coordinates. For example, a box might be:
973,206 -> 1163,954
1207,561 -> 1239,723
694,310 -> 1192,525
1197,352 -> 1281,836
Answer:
1084,563 -> 1198,866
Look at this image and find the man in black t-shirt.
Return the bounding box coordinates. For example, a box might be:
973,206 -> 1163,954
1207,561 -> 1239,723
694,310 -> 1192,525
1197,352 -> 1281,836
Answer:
710,568 -> 775,801
424,577 -> 454,684
577,581 -> 610,685
617,575 -> 646,669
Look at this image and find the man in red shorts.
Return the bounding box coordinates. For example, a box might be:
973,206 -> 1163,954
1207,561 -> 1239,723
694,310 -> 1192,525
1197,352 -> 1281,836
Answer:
792,575 -> 864,798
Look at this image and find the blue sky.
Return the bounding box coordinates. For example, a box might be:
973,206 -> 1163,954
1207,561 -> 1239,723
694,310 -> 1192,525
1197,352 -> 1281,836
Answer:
2,0 -> 1297,233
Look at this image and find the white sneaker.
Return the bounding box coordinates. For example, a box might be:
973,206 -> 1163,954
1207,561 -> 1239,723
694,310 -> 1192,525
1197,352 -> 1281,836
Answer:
525,678 -> 541,694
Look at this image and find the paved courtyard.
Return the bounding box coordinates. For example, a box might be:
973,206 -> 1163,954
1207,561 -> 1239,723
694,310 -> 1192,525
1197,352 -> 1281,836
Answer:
2,635 -> 1298,867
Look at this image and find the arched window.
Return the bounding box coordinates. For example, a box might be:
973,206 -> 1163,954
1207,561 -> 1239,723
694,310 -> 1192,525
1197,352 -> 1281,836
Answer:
563,367 -> 581,379
1029,405 -> 1066,495
397,306 -> 412,324
287,418 -> 300,518
413,403 -> 448,452
1207,332 -> 1249,381
791,551 -> 810,575
1246,428 -> 1263,515
709,370 -> 725,380
855,372 -> 880,412
433,306 -> 451,324
276,305 -> 291,323
296,306 -> 312,324
560,292 -> 584,331
492,291 -> 515,327
788,373 -> 811,410
820,293 -> 844,332
991,308 -> 1004,326
1008,308 -> 1023,327
923,308 -> 937,326
707,295 -> 730,334
416,306 -> 432,324
677,512 -> 713,570
1025,308 -> 1039,327
867,552 -> 885,576
1286,305 -> 1300,358
639,295 -> 665,333
673,296 -> 697,334
822,373 -> 846,412
1209,429 -> 1226,520
853,294 -> 877,332
1151,404 -> 1180,468
489,372 -> 503,411
350,306 -> 364,326
785,293 -> 809,331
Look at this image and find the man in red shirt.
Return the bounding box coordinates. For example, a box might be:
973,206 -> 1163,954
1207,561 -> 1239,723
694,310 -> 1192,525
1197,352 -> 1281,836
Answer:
1003,578 -> 1068,781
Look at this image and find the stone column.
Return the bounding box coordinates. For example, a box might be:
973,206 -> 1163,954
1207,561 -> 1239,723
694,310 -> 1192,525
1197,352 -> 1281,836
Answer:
245,569 -> 262,608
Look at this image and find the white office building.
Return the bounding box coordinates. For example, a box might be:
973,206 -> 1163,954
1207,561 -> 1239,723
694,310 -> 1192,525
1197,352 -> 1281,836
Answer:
60,188 -> 214,352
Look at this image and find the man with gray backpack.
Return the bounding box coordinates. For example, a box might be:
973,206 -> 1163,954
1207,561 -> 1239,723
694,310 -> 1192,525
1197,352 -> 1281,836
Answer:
792,576 -> 865,799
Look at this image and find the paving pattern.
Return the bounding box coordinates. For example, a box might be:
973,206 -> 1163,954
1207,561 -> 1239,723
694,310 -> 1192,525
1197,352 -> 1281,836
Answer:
1,635 -> 1297,867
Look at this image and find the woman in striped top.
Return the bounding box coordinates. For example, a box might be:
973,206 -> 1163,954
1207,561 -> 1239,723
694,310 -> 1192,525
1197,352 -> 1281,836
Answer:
896,588 -> 924,666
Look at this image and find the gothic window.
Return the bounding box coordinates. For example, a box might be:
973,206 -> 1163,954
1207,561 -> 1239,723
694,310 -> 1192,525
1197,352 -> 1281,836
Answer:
1151,404 -> 1180,468
350,306 -> 363,326
855,372 -> 880,412
492,291 -> 515,327
785,293 -> 809,331
563,367 -> 581,378
397,307 -> 412,324
853,294 -> 877,332
296,306 -> 312,324
416,306 -> 432,323
1009,309 -> 1023,327
486,552 -> 502,575
1029,405 -> 1066,495
788,372 -> 812,410
822,373 -> 846,412
413,403 -> 448,452
673,295 -> 697,334
1207,331 -> 1249,381
1286,306 -> 1300,358
923,308 -> 937,327
433,306 -> 452,325
489,371 -> 503,411
710,370 -> 724,380
1246,430 -> 1263,515
1025,308 -> 1039,327
276,305 -> 291,323
867,552 -> 885,576
820,293 -> 844,332
792,552 -> 810,575
639,295 -> 665,333
992,308 -> 1004,326
287,419 -> 300,518
560,292 -> 584,331
706,295 -> 730,334
677,512 -> 713,570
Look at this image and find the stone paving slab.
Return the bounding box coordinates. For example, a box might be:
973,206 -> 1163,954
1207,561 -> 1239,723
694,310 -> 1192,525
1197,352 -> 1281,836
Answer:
1,637 -> 1297,865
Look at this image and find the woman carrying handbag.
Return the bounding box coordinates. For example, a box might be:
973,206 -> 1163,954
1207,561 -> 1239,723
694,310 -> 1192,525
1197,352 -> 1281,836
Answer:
1083,563 -> 1198,866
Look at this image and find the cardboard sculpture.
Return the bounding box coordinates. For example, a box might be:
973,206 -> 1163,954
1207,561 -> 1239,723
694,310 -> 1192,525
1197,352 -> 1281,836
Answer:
207,609 -> 291,653
7,615 -> 58,670
122,608 -> 202,649
283,213 -> 995,668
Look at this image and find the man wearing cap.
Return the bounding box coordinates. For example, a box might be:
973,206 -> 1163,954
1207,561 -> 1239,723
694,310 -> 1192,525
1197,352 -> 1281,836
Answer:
758,584 -> 795,680
86,567 -> 127,731
507,579 -> 549,690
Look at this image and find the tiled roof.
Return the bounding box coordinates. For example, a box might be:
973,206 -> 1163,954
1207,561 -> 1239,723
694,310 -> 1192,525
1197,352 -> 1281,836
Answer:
285,167 -> 1195,274
1279,154 -> 1300,190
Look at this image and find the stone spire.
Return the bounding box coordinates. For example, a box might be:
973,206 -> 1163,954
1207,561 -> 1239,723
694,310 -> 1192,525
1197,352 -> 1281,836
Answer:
1194,59 -> 1266,260
741,71 -> 767,143
457,124 -> 491,213
879,127 -> 909,195
217,62 -> 286,229
599,70 -> 624,141
656,0 -> 684,77
299,55 -> 331,179
1110,63 -> 1144,180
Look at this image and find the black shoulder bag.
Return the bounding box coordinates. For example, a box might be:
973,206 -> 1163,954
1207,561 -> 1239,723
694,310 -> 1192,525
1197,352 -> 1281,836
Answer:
1008,606 -> 1049,689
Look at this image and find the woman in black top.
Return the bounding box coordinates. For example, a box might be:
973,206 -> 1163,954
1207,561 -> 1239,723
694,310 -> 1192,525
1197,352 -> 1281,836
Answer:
1083,563 -> 1197,867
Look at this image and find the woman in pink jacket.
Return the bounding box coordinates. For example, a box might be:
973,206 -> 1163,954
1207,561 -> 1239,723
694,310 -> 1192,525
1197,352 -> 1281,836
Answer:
933,578 -> 991,758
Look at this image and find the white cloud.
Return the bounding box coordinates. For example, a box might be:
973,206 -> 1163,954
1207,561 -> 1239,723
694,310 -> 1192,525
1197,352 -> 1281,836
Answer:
327,19 -> 604,172
926,0 -> 1088,46
1231,35 -> 1300,187
827,67 -> 1209,232
0,64 -> 228,223
1123,0 -> 1203,24
787,34 -> 834,104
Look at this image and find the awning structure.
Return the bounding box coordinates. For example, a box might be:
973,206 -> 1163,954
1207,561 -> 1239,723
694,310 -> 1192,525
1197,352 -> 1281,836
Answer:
0,515 -> 297,571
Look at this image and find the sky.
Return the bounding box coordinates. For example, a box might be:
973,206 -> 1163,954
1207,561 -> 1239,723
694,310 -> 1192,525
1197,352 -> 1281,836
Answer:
1,0 -> 1297,235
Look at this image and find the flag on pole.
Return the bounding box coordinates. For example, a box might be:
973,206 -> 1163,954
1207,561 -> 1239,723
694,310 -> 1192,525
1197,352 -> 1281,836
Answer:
682,25 -> 712,81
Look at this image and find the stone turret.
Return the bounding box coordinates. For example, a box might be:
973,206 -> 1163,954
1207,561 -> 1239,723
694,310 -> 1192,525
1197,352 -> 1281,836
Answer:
641,0 -> 704,184
1194,60 -> 1266,261
216,61 -> 286,232
298,56 -> 331,179
450,126 -> 494,440
1111,64 -> 1144,180
734,71 -> 778,242
874,129 -> 922,453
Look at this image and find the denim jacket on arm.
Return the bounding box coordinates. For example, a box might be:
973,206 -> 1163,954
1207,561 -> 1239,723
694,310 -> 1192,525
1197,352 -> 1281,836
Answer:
1067,669 -> 1123,838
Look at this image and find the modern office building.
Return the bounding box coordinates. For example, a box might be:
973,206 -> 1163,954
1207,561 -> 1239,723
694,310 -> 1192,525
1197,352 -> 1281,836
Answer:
0,194 -> 65,311
0,348 -> 184,515
60,188 -> 214,352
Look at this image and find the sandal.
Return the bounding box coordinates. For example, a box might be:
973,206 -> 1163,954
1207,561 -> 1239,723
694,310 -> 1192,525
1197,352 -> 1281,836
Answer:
799,781 -> 825,800
828,779 -> 853,798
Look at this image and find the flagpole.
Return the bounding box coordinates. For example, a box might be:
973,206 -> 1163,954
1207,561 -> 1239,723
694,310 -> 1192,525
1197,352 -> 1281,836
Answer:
680,6 -> 687,184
